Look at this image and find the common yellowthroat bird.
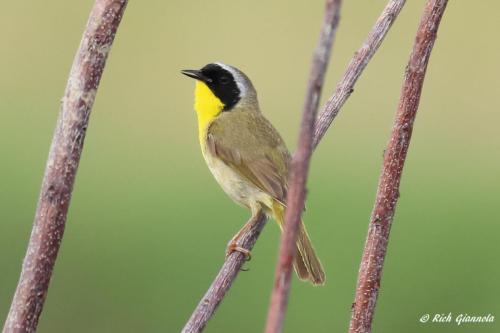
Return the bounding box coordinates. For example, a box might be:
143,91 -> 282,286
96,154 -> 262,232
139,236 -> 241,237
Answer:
182,63 -> 325,285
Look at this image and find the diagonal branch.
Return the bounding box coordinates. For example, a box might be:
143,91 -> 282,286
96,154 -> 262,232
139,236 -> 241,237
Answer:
264,0 -> 342,332
2,1 -> 128,332
313,0 -> 406,149
181,212 -> 268,333
349,1 -> 448,332
182,0 -> 407,331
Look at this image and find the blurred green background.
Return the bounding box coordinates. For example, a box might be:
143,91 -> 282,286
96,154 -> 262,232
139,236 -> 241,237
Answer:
1,1 -> 499,332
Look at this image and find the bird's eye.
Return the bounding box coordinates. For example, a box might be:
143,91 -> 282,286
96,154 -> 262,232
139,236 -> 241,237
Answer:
219,76 -> 230,85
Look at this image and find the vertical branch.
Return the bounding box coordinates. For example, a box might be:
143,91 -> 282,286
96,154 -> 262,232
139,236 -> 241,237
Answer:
264,1 -> 342,333
3,1 -> 128,332
181,212 -> 268,333
265,0 -> 408,332
349,1 -> 448,333
302,0 -> 342,124
313,0 -> 406,149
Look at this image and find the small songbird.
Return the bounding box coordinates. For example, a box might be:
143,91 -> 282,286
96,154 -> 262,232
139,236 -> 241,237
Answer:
182,63 -> 325,285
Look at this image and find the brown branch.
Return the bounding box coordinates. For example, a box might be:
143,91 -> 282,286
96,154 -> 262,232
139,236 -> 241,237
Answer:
349,1 -> 448,332
2,1 -> 128,332
183,0 -> 408,332
264,0 -> 342,332
181,212 -> 268,333
313,0 -> 406,149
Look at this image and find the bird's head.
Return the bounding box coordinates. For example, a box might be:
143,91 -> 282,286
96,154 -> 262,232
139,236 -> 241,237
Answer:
182,63 -> 257,114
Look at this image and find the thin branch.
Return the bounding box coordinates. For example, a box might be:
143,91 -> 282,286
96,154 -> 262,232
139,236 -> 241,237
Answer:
313,0 -> 406,149
264,0 -> 342,332
183,0 -> 408,331
3,1 -> 128,332
349,1 -> 448,333
181,212 -> 268,333
302,0 -> 343,128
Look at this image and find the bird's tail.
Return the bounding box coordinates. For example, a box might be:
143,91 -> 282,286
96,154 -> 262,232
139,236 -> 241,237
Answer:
272,201 -> 326,286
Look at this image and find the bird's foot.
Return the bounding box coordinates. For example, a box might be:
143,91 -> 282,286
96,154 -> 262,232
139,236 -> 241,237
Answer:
226,242 -> 252,261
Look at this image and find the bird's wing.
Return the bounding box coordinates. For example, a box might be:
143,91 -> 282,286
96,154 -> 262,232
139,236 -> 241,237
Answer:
206,111 -> 291,204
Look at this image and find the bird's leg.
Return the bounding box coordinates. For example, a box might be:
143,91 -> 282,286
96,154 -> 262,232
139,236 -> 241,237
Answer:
226,220 -> 254,260
226,210 -> 263,260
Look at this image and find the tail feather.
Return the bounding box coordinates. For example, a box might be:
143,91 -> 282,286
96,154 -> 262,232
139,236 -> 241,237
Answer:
272,201 -> 326,286
295,222 -> 326,285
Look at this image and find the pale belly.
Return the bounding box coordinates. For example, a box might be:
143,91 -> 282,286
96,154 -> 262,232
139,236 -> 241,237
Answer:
202,148 -> 273,213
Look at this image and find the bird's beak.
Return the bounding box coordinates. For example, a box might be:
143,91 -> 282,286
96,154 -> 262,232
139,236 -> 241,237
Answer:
181,69 -> 211,83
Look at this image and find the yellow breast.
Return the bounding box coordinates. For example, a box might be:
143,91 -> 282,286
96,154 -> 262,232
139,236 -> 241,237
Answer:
192,81 -> 274,212
194,81 -> 224,146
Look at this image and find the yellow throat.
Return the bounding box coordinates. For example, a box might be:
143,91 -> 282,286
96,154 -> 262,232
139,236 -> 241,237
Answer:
194,81 -> 224,145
